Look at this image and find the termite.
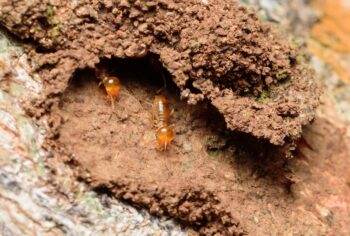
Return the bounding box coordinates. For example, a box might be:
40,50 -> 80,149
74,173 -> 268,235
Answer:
152,95 -> 174,151
101,76 -> 121,109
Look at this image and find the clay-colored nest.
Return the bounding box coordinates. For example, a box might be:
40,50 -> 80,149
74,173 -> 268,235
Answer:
0,0 -> 320,144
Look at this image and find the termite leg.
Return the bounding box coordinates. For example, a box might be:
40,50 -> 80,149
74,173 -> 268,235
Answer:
150,114 -> 157,127
160,141 -> 173,151
147,101 -> 154,106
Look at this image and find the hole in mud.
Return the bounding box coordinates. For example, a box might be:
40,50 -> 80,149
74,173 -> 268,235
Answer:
52,55 -> 295,233
184,79 -> 202,94
35,45 -> 57,54
37,17 -> 51,30
58,55 -> 292,183
59,55 -> 233,158
71,56 -> 290,167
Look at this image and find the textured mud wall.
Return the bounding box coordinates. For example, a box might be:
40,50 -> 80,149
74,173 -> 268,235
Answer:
1,0 -> 350,235
0,30 -> 186,236
0,0 -> 320,145
0,0 -> 323,235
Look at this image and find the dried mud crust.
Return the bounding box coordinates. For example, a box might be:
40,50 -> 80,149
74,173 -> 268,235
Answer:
0,0 -> 320,144
96,182 -> 243,235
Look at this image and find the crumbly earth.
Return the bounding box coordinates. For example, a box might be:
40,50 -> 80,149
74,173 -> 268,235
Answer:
0,0 -> 320,145
0,0 -> 332,235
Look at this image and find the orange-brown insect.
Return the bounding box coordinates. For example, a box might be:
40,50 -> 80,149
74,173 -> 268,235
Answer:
101,76 -> 121,108
152,95 -> 174,151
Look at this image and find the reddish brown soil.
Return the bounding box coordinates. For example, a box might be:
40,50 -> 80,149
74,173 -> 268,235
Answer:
46,59 -> 350,235
2,0 -> 344,235
0,0 -> 320,145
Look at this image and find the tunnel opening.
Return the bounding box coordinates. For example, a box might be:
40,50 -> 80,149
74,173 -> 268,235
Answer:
50,54 -> 299,235
59,53 -> 295,189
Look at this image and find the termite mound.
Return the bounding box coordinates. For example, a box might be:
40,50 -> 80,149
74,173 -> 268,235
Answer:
0,0 -> 321,147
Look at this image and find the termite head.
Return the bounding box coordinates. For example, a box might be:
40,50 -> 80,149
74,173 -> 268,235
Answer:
154,95 -> 167,104
156,126 -> 174,151
102,76 -> 121,98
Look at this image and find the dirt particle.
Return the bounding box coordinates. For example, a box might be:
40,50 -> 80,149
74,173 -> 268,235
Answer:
182,142 -> 192,153
315,204 -> 333,224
